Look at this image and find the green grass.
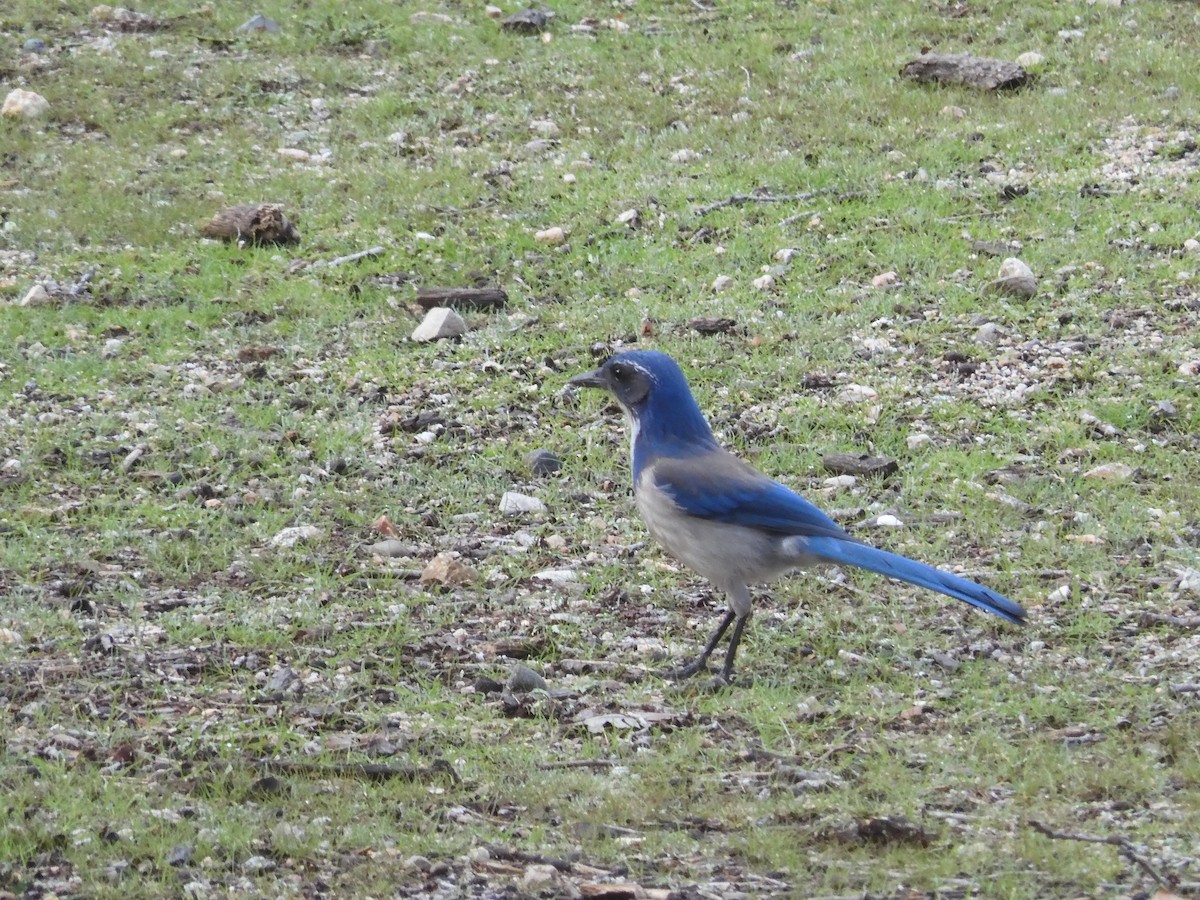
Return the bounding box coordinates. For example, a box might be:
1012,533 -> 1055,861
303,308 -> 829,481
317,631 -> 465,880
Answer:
2,0 -> 1200,895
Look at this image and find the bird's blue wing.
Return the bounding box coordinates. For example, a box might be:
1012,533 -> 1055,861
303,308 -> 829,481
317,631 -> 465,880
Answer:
647,451 -> 851,541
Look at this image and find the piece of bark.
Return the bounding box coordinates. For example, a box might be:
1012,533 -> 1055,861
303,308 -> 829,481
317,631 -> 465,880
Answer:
823,452 -> 899,478
415,287 -> 508,311
200,204 -> 301,247
688,316 -> 738,335
900,52 -> 1029,91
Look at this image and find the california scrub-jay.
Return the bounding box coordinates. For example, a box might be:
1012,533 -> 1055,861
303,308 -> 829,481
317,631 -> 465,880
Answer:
570,350 -> 1026,684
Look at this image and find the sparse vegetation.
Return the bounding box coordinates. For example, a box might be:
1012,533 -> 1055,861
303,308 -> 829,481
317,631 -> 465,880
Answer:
2,0 -> 1199,896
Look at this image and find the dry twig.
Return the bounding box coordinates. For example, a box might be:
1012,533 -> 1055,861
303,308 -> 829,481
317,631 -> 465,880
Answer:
694,188 -> 862,217
1027,819 -> 1169,886
256,756 -> 460,784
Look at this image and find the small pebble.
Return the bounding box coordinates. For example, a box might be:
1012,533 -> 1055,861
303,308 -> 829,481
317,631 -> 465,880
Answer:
975,322 -> 1005,345
238,14 -> 281,32
242,855 -> 276,874
872,271 -> 899,288
988,257 -> 1037,298
752,273 -> 775,291
711,275 -> 734,293
670,148 -> 700,163
499,491 -> 546,515
534,226 -> 566,244
270,525 -> 323,547
1016,51 -> 1044,67
529,118 -> 559,137
419,553 -> 479,587
1082,462 -> 1135,481
532,568 -> 576,584
774,247 -> 798,263
23,38 -> 47,53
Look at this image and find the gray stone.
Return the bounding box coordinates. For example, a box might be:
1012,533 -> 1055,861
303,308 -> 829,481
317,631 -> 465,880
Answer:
411,307 -> 467,342
237,14 -> 280,33
525,448 -> 561,476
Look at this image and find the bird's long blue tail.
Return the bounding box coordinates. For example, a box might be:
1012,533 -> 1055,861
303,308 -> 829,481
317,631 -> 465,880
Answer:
801,537 -> 1026,624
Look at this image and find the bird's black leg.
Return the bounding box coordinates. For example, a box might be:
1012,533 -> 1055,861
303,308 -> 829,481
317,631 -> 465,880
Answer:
718,611 -> 750,684
667,608 -> 736,680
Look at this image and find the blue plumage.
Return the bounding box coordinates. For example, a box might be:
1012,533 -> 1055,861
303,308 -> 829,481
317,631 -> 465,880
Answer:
570,349 -> 1026,683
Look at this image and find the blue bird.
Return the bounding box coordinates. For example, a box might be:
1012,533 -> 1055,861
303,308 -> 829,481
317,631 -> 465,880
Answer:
570,350 -> 1025,684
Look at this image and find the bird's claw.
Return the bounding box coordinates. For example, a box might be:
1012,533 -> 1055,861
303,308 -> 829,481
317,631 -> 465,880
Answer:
663,659 -> 708,681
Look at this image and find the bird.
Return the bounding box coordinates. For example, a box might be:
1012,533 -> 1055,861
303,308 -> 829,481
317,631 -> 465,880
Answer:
569,349 -> 1026,684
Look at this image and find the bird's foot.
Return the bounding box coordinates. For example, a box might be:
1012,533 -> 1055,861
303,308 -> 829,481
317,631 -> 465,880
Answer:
663,658 -> 708,681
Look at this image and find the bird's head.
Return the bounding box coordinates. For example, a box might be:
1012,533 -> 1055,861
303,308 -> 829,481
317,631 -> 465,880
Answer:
569,350 -> 717,471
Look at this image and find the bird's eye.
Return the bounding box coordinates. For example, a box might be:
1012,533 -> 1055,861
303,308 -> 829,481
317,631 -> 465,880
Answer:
610,364 -> 626,380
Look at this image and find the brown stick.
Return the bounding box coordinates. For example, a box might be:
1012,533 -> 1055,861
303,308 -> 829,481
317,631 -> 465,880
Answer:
256,756 -> 460,784
416,287 -> 508,311
536,758 -> 622,770
1027,819 -> 1168,886
694,188 -> 862,217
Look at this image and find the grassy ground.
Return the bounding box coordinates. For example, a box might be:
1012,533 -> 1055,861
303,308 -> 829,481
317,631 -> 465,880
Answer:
2,0 -> 1199,896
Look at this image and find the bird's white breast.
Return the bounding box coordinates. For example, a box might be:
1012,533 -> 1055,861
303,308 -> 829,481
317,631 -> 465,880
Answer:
635,466 -> 804,592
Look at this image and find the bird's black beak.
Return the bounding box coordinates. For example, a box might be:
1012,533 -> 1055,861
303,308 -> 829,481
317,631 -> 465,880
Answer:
568,368 -> 609,391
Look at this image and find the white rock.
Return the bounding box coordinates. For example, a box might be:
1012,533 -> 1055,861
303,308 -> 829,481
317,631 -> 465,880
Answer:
1016,51 -> 1044,67
873,514 -> 905,528
941,104 -> 966,119
975,321 -> 1005,345
2,89 -> 50,119
499,491 -> 546,515
534,226 -> 566,244
1183,238 -> 1200,254
1057,29 -> 1085,42
532,568 -> 577,584
835,384 -> 879,404
411,307 -> 467,342
872,271 -> 899,287
1178,568 -> 1200,594
242,855 -> 276,874
0,628 -> 22,645
1082,462 -> 1135,481
561,172 -> 576,184
823,475 -> 856,490
670,148 -> 700,163
1047,584 -> 1072,603
998,257 -> 1034,280
989,257 -> 1037,298
711,275 -> 734,293
102,339 -> 124,358
529,119 -> 560,137
615,208 -> 638,226
485,5 -> 503,17
752,273 -> 775,291
271,525 -> 323,548
907,433 -> 932,450
522,864 -> 559,890
774,247 -> 798,263
20,284 -> 53,307
277,147 -> 311,161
